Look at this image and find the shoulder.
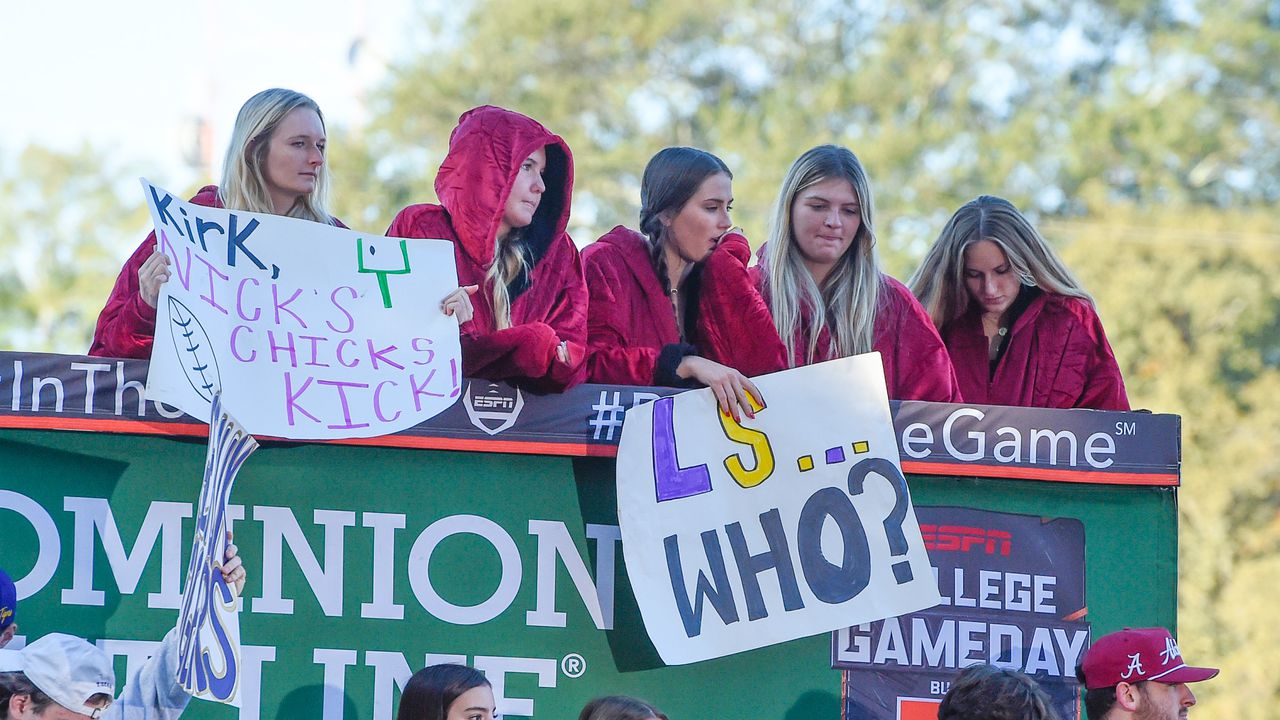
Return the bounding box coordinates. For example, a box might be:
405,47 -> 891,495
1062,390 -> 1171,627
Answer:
583,226 -> 643,265
878,274 -> 924,312
1038,293 -> 1108,343
387,203 -> 452,239
190,185 -> 222,208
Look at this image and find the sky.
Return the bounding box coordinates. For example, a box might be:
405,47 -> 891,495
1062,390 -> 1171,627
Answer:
1,0 -> 415,188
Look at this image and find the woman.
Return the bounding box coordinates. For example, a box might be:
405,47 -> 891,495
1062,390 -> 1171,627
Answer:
698,145 -> 961,402
388,105 -> 586,392
910,195 -> 1128,410
578,695 -> 667,720
937,664 -> 1061,720
583,147 -> 762,420
396,664 -> 495,720
90,88 -> 348,359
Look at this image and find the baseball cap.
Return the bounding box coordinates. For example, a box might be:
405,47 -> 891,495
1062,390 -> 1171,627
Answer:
0,570 -> 14,630
1080,627 -> 1219,689
0,632 -> 116,717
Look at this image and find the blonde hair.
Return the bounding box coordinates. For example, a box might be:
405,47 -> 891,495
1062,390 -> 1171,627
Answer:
485,230 -> 529,330
763,145 -> 882,365
219,88 -> 335,224
909,195 -> 1091,328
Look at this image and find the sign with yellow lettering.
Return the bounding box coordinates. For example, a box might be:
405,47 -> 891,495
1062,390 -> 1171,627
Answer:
616,354 -> 941,665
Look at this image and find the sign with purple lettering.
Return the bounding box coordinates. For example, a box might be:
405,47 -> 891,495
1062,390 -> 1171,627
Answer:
175,394 -> 257,706
616,355 -> 941,665
140,179 -> 463,439
834,507 -> 1088,720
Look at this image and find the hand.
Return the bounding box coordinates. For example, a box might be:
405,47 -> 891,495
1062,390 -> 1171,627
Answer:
555,340 -> 571,365
677,355 -> 763,422
138,244 -> 171,308
720,226 -> 745,239
222,531 -> 246,596
440,285 -> 479,324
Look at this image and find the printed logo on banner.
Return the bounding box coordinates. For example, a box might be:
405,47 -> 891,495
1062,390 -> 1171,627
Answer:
617,355 -> 941,666
835,507 -> 1089,720
464,382 -> 525,435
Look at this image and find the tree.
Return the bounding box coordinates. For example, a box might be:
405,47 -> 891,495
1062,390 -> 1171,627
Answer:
0,144 -> 151,353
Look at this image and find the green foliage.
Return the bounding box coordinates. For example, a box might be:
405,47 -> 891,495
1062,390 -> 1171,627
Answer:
1059,209 -> 1280,719
0,144 -> 150,353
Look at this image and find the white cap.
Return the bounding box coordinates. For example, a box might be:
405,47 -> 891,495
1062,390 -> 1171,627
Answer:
0,633 -> 115,717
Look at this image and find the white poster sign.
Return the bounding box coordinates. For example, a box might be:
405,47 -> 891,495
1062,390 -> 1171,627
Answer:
141,179 -> 462,439
617,354 -> 941,665
175,394 -> 256,705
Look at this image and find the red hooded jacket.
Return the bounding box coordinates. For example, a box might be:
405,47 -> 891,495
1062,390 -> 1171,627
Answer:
942,293 -> 1129,410
583,226 -> 701,385
89,186 -> 347,359
387,106 -> 586,392
695,233 -> 962,402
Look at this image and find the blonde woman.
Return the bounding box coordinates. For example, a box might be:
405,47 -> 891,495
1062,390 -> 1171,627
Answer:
910,195 -> 1128,409
698,145 -> 960,402
388,106 -> 586,391
90,88 -> 345,358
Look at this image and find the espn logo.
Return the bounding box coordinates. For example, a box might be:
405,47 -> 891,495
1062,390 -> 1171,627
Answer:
920,525 -> 1012,556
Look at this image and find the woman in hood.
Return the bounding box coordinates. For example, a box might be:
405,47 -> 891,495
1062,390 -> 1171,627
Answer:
909,195 -> 1128,409
696,145 -> 961,402
90,88 -> 345,359
388,106 -> 586,392
583,147 -> 762,420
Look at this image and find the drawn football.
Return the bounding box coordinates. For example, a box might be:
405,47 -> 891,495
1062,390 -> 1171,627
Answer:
167,295 -> 222,402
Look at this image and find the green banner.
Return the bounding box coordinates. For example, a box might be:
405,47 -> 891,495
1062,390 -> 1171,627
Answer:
0,428 -> 1176,719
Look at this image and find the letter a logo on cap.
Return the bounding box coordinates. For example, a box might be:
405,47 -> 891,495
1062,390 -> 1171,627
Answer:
1121,653 -> 1144,679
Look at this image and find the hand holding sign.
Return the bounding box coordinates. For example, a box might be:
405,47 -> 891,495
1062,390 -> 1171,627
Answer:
617,354 -> 941,665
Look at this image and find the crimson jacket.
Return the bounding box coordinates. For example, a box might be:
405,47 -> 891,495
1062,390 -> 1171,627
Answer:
583,226 -> 706,385
942,293 -> 1129,410
89,186 -> 347,359
696,233 -> 962,402
89,186 -> 222,359
387,106 -> 586,392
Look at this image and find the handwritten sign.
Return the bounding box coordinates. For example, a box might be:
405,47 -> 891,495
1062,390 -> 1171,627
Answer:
175,394 -> 256,705
616,355 -> 941,665
141,180 -> 463,439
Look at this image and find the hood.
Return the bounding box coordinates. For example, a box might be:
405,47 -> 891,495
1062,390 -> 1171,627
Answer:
434,105 -> 574,268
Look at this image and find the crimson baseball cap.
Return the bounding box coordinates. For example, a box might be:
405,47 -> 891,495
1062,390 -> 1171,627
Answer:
1080,627 -> 1219,689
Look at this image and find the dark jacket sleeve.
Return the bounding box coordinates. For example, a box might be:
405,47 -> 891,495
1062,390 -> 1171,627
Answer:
464,236 -> 588,393
694,232 -> 788,377
879,278 -> 963,403
88,233 -> 161,359
1074,305 -> 1130,411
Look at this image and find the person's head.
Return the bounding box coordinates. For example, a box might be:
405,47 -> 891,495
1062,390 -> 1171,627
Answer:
909,195 -> 1091,328
937,664 -> 1059,720
578,695 -> 667,720
395,663 -> 494,720
0,633 -> 115,720
638,147 -> 734,288
0,570 -> 16,648
1076,627 -> 1217,720
434,106 -> 573,330
764,145 -> 881,364
220,88 -> 333,224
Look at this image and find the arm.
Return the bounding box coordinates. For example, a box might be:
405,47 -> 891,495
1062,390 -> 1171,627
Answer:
693,233 -> 788,377
89,234 -> 162,359
1076,308 -> 1130,411
881,280 -> 963,403
463,237 -> 588,392
583,252 -> 670,384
